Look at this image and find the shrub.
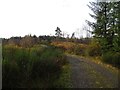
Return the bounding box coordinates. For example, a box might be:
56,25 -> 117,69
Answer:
87,40 -> 101,57
2,44 -> 67,88
2,60 -> 21,88
30,46 -> 67,79
102,51 -> 120,67
74,44 -> 87,56
2,45 -> 18,61
51,41 -> 75,54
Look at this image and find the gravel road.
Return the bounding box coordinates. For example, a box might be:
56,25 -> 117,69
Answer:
67,54 -> 119,88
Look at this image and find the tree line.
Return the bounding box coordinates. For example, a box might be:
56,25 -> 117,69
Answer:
2,29 -> 91,47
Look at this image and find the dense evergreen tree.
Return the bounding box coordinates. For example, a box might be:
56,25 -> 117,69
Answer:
87,1 -> 120,53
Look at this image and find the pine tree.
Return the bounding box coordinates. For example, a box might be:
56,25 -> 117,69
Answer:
87,1 -> 120,53
55,27 -> 62,37
112,1 -> 120,52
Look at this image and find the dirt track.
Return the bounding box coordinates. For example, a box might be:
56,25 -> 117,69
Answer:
67,54 -> 119,88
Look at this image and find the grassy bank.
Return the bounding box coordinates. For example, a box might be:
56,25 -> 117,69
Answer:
53,63 -> 73,88
51,41 -> 120,69
2,44 -> 70,88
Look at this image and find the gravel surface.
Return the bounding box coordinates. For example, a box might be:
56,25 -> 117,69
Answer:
67,55 -> 119,88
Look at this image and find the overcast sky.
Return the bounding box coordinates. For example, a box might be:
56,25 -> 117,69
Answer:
0,0 -> 94,38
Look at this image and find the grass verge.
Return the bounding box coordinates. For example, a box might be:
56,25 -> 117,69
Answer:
53,63 -> 73,88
